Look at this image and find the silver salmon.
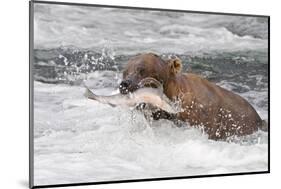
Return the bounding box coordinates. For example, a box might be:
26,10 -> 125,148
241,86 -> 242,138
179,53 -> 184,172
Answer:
84,87 -> 180,114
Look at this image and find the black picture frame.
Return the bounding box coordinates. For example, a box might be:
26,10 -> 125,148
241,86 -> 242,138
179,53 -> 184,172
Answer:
29,1 -> 270,188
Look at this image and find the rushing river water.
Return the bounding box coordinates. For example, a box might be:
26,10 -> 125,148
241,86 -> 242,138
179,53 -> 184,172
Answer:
33,3 -> 268,186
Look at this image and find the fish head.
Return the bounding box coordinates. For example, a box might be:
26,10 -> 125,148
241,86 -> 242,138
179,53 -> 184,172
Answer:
119,53 -> 167,94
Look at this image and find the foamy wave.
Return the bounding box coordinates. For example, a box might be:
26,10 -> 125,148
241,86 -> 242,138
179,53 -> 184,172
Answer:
158,24 -> 266,53
34,82 -> 268,185
34,4 -> 268,55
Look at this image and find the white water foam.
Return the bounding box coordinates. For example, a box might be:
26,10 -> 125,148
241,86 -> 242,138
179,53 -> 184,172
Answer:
34,4 -> 267,55
34,76 -> 268,185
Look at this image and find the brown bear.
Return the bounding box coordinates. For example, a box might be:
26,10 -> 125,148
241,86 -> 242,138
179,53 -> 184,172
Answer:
119,53 -> 266,140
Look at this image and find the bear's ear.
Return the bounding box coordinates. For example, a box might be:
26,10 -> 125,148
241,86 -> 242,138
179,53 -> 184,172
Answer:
167,58 -> 182,76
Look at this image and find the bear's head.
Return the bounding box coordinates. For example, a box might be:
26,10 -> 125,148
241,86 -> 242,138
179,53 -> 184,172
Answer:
119,53 -> 182,94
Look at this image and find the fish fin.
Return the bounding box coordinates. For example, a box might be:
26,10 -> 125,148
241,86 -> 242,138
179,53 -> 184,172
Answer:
84,87 -> 97,100
107,103 -> 117,107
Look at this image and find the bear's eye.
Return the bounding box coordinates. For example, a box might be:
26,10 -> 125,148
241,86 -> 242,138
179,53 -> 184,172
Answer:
138,68 -> 145,76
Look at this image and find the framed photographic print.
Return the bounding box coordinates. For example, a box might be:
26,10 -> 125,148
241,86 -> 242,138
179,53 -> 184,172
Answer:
29,0 -> 270,188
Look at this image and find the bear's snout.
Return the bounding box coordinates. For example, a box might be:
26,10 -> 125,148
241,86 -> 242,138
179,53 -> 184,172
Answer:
119,80 -> 139,94
119,80 -> 131,94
